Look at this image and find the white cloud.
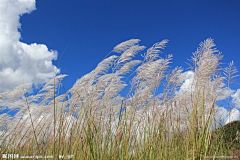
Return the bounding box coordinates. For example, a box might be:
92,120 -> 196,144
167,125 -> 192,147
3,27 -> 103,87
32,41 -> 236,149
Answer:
0,0 -> 59,93
216,86 -> 234,101
224,108 -> 240,124
232,89 -> 240,108
175,70 -> 240,127
215,106 -> 229,122
178,71 -> 195,94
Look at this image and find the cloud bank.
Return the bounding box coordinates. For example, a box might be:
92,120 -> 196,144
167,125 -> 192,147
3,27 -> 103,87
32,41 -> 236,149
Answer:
0,0 -> 59,93
225,108 -> 240,124
232,89 -> 240,108
177,71 -> 240,125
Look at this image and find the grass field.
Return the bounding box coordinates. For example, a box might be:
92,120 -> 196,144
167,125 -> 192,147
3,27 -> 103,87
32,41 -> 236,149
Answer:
0,38 -> 239,159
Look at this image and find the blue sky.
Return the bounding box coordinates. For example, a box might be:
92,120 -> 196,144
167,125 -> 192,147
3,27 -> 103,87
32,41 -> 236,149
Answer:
16,0 -> 240,92
0,0 -> 239,97
0,0 -> 240,124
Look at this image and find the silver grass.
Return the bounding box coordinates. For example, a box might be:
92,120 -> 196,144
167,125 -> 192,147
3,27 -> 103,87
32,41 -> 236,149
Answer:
224,61 -> 239,85
0,83 -> 32,109
0,38 -> 239,154
143,39 -> 168,62
112,39 -> 141,53
113,45 -> 145,71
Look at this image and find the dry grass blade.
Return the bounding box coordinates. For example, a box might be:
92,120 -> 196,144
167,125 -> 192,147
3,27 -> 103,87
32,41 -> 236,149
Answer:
0,38 -> 239,159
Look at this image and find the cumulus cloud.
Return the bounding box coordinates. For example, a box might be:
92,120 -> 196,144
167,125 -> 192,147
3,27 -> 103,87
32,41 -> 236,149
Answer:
224,108 -> 240,124
220,89 -> 240,124
232,89 -> 240,108
0,0 -> 59,93
176,70 -> 240,126
215,106 -> 228,122
177,71 -> 195,94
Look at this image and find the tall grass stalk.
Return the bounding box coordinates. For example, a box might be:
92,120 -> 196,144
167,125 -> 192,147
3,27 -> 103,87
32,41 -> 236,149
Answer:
0,38 -> 239,159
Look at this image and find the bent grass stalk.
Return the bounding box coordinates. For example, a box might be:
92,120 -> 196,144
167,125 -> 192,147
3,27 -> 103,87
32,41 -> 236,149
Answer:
0,38 -> 239,159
